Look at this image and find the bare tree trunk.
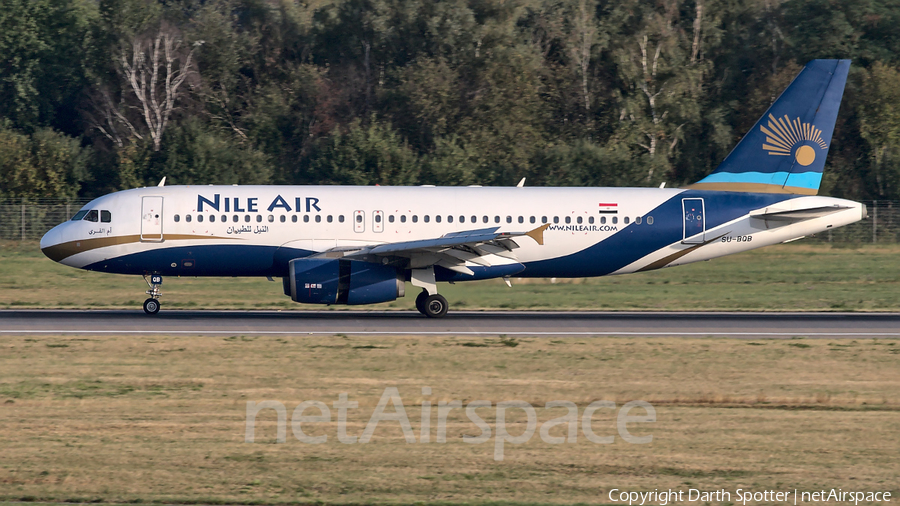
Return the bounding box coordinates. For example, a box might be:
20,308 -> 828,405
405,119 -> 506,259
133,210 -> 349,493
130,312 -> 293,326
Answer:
690,0 -> 703,64
572,0 -> 596,121
637,35 -> 665,182
115,25 -> 199,151
363,40 -> 371,113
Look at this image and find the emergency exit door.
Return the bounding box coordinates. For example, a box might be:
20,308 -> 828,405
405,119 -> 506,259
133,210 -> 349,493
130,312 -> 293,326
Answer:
353,210 -> 365,232
141,196 -> 164,242
373,210 -> 384,233
682,198 -> 705,244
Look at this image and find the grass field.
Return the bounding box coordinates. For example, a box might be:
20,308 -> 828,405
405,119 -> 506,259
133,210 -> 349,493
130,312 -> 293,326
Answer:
0,333 -> 898,505
2,240 -> 900,311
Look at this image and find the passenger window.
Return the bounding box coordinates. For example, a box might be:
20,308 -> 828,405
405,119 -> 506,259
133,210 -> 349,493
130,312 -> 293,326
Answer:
482,216 -> 488,223
589,217 -> 594,224
412,215 -> 418,223
600,217 -> 606,224
459,216 -> 465,223
280,215 -> 286,223
435,215 -> 441,223
304,215 -> 310,223
424,215 -> 430,223
448,216 -> 453,223
339,215 -> 345,223
233,215 -> 239,222
256,215 -> 262,222
174,215 -> 180,223
401,215 -> 407,223
356,214 -> 362,223
210,215 -> 216,223
471,216 -> 477,223
269,215 -> 276,222
518,216 -> 523,224
84,210 -> 99,222
186,215 -> 192,223
101,210 -> 111,223
315,215 -> 321,223
494,216 -> 500,223
327,215 -> 333,223
198,215 -> 204,223
647,216 -> 654,225
541,216 -> 547,224
577,216 -> 582,224
292,215 -> 298,223
375,214 -> 382,223
389,215 -> 394,223
624,217 -> 630,224
635,216 -> 642,224
565,217 -> 571,224
244,215 -> 251,222
72,210 -> 87,221
506,216 -> 512,223
530,216 -> 536,224
553,217 -> 559,224
612,217 -> 618,224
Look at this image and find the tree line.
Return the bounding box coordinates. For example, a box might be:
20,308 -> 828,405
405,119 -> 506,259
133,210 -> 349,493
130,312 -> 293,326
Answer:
2,0 -> 900,202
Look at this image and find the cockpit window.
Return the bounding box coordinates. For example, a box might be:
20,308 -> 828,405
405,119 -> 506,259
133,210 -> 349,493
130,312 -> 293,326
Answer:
101,210 -> 111,223
71,210 -> 88,221
84,210 -> 99,222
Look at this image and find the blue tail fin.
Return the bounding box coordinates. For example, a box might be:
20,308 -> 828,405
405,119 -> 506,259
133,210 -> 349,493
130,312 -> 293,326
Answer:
689,59 -> 850,195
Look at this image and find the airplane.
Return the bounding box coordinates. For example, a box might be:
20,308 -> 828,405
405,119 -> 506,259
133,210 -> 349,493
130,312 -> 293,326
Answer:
40,59 -> 865,317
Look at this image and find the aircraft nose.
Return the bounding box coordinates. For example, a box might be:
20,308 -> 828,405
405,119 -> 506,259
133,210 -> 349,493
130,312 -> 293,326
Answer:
40,224 -> 66,262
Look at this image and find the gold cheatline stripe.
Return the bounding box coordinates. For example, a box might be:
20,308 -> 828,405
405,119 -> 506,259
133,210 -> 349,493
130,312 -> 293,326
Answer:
41,234 -> 242,262
684,181 -> 818,195
637,233 -> 729,272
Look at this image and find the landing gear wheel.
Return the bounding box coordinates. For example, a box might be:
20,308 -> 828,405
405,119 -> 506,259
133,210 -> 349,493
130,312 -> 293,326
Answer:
415,290 -> 429,315
423,294 -> 448,318
143,298 -> 161,315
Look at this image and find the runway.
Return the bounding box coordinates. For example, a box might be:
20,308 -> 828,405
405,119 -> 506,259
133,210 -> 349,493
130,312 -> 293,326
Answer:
1,310 -> 899,338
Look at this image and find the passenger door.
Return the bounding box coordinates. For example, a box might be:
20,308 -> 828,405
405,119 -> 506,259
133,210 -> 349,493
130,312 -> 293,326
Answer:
141,196 -> 164,242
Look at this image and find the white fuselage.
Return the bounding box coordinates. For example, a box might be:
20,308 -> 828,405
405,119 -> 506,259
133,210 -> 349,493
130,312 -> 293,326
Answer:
40,185 -> 866,281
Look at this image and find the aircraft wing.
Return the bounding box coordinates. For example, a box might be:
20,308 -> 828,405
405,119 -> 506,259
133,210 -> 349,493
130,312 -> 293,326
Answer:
316,224 -> 550,275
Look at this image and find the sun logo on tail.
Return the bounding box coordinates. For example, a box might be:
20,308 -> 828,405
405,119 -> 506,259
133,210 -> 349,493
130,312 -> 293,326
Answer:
761,114 -> 828,166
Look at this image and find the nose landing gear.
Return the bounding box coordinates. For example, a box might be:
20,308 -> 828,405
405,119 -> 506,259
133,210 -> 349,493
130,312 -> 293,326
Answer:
143,274 -> 162,315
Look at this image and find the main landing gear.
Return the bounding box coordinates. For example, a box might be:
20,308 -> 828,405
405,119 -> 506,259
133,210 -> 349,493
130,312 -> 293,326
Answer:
143,274 -> 163,315
415,289 -> 448,318
411,267 -> 448,318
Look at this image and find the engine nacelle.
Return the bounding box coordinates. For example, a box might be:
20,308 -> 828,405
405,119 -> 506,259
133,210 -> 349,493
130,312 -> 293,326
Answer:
283,258 -> 404,305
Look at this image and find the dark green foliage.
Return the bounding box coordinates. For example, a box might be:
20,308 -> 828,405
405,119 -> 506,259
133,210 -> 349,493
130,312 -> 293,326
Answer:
0,125 -> 89,201
1,0 -> 900,200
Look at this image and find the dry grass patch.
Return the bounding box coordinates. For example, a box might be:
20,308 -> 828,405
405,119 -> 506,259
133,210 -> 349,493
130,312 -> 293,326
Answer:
0,334 -> 898,504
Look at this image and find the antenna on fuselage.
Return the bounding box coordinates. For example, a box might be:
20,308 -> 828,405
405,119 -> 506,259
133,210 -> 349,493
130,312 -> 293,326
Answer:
158,177 -> 167,187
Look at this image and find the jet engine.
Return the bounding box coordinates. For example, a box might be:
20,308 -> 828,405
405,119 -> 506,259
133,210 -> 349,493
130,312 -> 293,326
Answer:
283,258 -> 405,305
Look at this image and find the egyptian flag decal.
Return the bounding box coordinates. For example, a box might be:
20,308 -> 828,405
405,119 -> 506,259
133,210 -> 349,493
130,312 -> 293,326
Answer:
598,203 -> 618,214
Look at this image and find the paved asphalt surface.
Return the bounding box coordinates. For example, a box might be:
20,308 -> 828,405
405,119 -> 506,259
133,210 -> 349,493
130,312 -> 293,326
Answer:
1,310 -> 899,338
